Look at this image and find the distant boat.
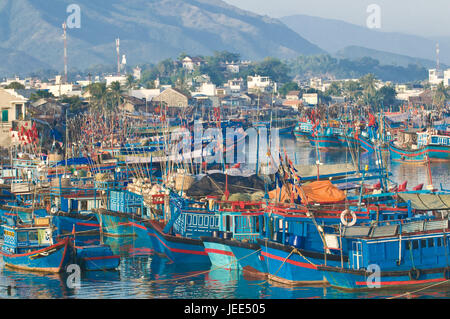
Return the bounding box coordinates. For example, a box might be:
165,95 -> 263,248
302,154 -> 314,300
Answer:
389,130 -> 450,163
294,121 -> 313,140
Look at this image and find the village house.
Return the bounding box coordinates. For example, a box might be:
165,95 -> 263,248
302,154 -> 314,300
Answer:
154,87 -> 190,108
0,88 -> 29,147
286,90 -> 301,100
247,75 -> 276,93
182,56 -> 205,71
224,78 -> 245,95
120,95 -> 147,113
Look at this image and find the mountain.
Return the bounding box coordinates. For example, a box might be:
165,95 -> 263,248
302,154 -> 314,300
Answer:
336,46 -> 444,69
281,14 -> 450,66
0,0 -> 324,77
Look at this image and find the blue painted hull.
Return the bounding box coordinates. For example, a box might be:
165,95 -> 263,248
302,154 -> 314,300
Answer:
202,239 -> 241,270
146,220 -> 210,264
258,239 -> 344,285
389,142 -> 450,163
228,241 -> 267,277
0,238 -> 74,273
309,135 -> 342,150
94,210 -> 148,238
319,265 -> 450,290
53,214 -> 100,234
294,130 -> 311,140
75,245 -> 120,271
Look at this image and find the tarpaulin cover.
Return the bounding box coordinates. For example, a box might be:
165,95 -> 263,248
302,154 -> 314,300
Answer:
398,193 -> 450,211
269,180 -> 346,204
186,173 -> 267,197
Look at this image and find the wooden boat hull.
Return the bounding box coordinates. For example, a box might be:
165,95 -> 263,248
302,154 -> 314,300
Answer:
318,265 -> 450,291
389,142 -> 450,163
308,135 -> 342,150
227,240 -> 268,277
94,209 -> 148,238
257,238 -> 345,286
201,237 -> 242,270
75,245 -> 120,271
0,238 -> 74,273
53,213 -> 100,234
146,220 -> 210,264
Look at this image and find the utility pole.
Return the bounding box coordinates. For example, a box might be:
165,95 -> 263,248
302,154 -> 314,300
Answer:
62,22 -> 68,84
116,38 -> 121,76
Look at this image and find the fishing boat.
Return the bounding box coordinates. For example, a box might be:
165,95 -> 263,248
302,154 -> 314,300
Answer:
200,200 -> 265,271
293,121 -> 313,140
145,191 -> 218,264
389,129 -> 450,163
0,217 -> 74,273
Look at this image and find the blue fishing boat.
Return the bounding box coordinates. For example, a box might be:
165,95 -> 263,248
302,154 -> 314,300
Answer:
93,190 -> 148,238
145,192 -> 219,264
294,121 -> 313,140
201,200 -> 265,271
389,130 -> 450,163
0,217 -> 74,273
75,244 -> 120,271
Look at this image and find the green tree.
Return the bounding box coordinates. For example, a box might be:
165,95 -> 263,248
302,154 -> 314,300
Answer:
29,90 -> 55,101
433,82 -> 449,108
109,81 -> 124,111
5,82 -> 25,90
376,85 -> 397,109
86,82 -> 109,111
279,82 -> 300,97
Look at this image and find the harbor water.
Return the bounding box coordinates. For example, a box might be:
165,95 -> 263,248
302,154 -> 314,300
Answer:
1,136 -> 449,299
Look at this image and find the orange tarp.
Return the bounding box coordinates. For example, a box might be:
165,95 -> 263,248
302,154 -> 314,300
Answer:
269,180 -> 346,204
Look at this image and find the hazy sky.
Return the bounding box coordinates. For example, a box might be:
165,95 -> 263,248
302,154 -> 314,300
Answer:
224,0 -> 450,38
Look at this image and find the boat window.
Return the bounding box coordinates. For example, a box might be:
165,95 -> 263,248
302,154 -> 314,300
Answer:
420,239 -> 427,248
28,231 -> 38,242
81,201 -> 88,211
187,214 -> 191,224
192,215 -> 197,226
17,232 -> 27,243
199,216 -> 203,226
204,217 -> 209,226
428,238 -> 434,248
405,241 -> 411,250
412,240 -> 419,250
437,237 -> 443,247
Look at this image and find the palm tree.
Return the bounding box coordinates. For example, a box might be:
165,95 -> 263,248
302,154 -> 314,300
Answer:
108,81 -> 124,111
87,82 -> 108,111
125,74 -> 135,91
433,82 -> 448,110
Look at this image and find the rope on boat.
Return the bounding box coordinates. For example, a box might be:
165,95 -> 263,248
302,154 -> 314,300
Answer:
386,278 -> 450,299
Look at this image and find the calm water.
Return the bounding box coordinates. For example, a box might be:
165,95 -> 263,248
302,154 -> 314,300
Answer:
1,136 -> 449,299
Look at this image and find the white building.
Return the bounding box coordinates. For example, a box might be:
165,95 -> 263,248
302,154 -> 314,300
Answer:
445,69 -> 450,86
129,88 -> 161,102
225,62 -> 240,73
224,78 -> 244,95
302,93 -> 319,105
429,69 -> 444,85
247,75 -> 276,93
105,75 -> 128,87
191,83 -> 217,97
